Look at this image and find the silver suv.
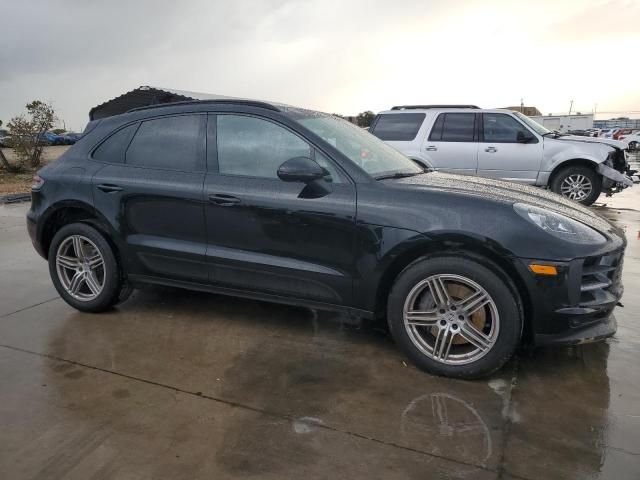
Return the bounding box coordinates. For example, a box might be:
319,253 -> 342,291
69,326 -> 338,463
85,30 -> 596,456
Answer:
370,105 -> 634,205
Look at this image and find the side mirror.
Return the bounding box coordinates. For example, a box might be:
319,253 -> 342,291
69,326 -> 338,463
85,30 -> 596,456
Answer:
277,157 -> 325,183
517,131 -> 535,143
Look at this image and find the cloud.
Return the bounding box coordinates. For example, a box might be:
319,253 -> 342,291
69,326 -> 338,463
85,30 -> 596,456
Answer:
0,0 -> 638,130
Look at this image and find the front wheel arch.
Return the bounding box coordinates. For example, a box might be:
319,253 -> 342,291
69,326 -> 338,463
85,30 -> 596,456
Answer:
549,162 -> 603,205
375,240 -> 531,342
548,158 -> 600,185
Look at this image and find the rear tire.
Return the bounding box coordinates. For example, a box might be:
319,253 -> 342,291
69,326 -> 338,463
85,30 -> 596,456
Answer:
387,256 -> 522,379
550,165 -> 602,206
48,223 -> 122,313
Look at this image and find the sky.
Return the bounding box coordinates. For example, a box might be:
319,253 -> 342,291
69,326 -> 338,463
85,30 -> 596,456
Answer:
1,0 -> 639,131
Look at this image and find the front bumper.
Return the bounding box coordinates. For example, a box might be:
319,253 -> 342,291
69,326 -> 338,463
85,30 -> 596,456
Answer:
535,314 -> 616,346
516,248 -> 624,347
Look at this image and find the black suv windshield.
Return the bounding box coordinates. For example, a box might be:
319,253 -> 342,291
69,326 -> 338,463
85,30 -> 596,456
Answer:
285,109 -> 422,178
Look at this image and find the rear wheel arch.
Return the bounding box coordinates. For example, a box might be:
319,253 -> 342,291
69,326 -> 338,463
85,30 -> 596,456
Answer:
375,237 -> 531,342
40,203 -> 120,265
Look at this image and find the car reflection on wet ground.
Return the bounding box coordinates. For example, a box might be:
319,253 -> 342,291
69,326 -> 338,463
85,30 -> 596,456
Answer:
0,184 -> 638,479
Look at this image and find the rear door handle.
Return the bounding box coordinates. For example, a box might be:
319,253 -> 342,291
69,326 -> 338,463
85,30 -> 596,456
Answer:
485,147 -> 497,153
425,145 -> 438,151
96,183 -> 123,193
208,194 -> 241,206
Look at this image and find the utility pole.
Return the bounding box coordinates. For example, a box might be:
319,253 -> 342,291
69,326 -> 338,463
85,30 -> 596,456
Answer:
520,98 -> 524,113
568,99 -> 574,116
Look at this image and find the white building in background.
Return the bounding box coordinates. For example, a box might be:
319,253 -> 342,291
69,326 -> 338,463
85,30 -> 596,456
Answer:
528,114 -> 594,133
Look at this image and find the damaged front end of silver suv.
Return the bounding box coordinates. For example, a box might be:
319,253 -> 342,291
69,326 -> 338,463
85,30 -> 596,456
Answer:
598,148 -> 636,196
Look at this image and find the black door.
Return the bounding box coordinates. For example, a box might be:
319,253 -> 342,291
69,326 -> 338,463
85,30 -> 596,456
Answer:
204,113 -> 357,305
91,114 -> 208,282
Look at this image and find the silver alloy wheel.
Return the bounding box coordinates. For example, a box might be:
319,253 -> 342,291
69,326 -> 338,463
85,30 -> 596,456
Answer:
402,274 -> 500,365
55,235 -> 105,301
560,174 -> 593,201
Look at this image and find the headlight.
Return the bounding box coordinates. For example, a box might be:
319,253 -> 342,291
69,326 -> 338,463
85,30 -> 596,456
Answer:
513,203 -> 606,245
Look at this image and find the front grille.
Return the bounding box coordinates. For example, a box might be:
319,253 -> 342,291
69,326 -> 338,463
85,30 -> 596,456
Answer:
579,252 -> 624,306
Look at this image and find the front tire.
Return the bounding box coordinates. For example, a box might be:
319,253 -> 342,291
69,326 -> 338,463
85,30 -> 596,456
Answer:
48,223 -> 122,313
387,256 -> 522,379
550,165 -> 602,206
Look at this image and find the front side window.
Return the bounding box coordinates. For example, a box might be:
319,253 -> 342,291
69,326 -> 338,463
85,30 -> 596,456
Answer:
371,113 -> 425,141
126,115 -> 204,171
484,113 -> 535,143
429,113 -> 476,142
216,115 -> 311,178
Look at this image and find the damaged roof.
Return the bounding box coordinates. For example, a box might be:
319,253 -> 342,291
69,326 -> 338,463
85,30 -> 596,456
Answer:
89,86 -> 242,120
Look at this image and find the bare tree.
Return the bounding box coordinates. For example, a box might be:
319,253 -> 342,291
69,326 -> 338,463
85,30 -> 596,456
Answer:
6,101 -> 56,170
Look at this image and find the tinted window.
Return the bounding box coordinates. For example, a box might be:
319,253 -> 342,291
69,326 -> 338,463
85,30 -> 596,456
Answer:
483,113 -> 532,143
126,115 -> 204,171
92,124 -> 137,163
429,113 -> 476,142
371,113 -> 425,141
217,115 -> 311,178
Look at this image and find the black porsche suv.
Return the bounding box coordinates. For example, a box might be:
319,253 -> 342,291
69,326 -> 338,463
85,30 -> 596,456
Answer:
27,99 -> 626,378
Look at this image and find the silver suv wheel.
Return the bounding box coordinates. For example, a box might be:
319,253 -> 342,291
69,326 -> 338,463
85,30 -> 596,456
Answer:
560,174 -> 593,201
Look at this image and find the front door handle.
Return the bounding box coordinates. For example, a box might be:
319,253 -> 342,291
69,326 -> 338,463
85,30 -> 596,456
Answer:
484,146 -> 497,153
209,194 -> 241,206
96,183 -> 123,193
425,145 -> 438,151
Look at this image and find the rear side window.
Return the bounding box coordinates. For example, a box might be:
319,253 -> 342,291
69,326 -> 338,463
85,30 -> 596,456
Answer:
429,113 -> 476,142
126,115 -> 204,171
371,113 -> 425,141
92,124 -> 137,163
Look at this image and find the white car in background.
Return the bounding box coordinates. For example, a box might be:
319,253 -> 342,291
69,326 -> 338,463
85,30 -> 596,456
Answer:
369,105 -> 635,205
622,131 -> 640,150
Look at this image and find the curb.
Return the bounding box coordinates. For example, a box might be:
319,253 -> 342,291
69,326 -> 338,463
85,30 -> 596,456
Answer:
0,192 -> 31,204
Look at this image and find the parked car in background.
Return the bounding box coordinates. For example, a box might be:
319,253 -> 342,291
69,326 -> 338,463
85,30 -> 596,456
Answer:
369,106 -> 634,205
613,128 -> 633,140
27,99 -> 627,379
622,131 -> 640,150
38,132 -> 66,146
603,128 -> 620,139
0,129 -> 11,147
61,132 -> 83,145
585,128 -> 601,137
567,129 -> 589,136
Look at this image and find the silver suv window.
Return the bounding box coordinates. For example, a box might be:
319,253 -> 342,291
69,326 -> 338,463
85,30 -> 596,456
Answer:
371,113 -> 425,141
428,113 -> 476,142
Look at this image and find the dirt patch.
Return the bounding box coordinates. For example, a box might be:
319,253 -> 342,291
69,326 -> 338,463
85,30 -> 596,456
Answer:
0,146 -> 70,194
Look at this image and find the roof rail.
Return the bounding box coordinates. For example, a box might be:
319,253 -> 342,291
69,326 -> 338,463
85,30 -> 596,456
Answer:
390,105 -> 480,110
127,99 -> 281,114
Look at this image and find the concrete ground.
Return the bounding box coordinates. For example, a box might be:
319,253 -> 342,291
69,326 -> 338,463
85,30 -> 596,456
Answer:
0,188 -> 638,480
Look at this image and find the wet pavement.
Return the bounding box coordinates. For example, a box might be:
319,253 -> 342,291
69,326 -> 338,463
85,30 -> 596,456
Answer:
0,187 -> 639,479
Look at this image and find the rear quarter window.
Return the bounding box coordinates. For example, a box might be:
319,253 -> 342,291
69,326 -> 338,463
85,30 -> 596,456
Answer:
92,124 -> 138,163
371,113 -> 425,141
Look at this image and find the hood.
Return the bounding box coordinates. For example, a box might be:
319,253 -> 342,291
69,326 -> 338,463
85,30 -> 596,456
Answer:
386,172 -> 617,235
553,135 -> 626,150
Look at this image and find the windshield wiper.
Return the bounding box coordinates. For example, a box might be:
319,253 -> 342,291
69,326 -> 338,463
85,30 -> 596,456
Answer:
374,171 -> 423,181
542,130 -> 563,137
